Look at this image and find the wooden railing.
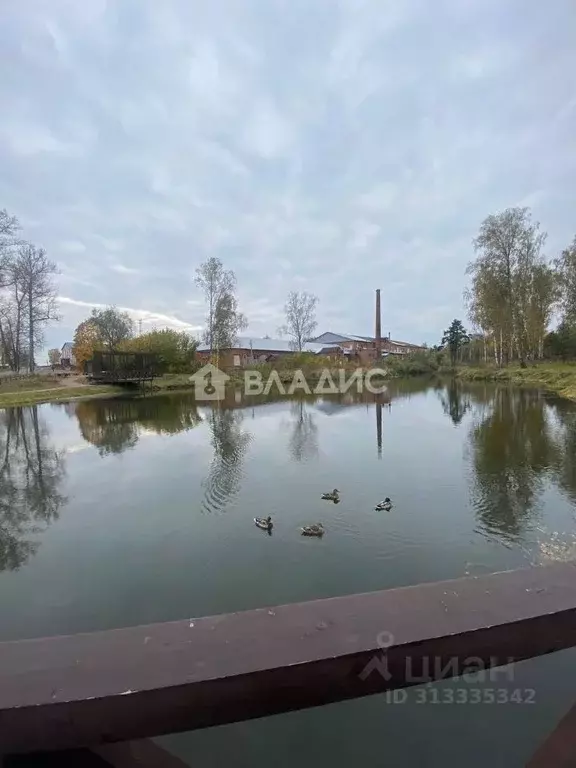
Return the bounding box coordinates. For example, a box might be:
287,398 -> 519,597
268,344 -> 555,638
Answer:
2,562 -> 576,766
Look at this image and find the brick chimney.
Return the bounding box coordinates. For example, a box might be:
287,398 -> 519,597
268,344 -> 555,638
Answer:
375,289 -> 381,359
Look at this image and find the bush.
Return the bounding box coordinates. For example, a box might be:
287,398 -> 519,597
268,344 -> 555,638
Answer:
385,349 -> 440,376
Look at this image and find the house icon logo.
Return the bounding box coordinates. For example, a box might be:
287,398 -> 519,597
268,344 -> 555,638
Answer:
189,364 -> 230,401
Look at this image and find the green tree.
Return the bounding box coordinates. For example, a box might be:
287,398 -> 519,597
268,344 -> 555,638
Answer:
544,321 -> 576,360
122,328 -> 197,372
555,235 -> 576,322
90,306 -> 133,350
441,319 -> 470,366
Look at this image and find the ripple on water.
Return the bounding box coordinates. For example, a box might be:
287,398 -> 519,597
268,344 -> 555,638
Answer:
536,530 -> 576,564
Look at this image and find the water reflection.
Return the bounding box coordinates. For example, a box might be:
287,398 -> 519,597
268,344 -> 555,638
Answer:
0,407 -> 66,570
288,400 -> 318,462
201,407 -> 252,513
438,380 -> 471,426
75,396 -> 202,456
549,398 -> 576,505
468,388 -> 561,542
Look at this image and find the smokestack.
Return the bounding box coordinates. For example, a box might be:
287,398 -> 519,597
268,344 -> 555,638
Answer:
375,289 -> 381,359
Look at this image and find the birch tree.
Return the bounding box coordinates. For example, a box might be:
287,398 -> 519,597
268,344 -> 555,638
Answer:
278,291 -> 319,351
195,257 -> 246,350
467,208 -> 555,364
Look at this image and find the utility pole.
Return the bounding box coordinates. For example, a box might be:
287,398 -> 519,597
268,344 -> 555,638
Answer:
138,319 -> 143,335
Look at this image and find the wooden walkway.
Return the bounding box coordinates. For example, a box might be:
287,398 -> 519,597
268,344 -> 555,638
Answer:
2,562 -> 576,765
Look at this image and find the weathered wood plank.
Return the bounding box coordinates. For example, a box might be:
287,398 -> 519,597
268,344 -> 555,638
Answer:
1,562 -> 576,754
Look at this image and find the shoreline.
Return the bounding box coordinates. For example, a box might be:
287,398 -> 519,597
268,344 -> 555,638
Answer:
2,363 -> 576,408
454,363 -> 576,402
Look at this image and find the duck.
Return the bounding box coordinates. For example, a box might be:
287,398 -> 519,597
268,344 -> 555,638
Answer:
254,516 -> 273,531
301,523 -> 325,537
321,489 -> 340,502
375,497 -> 392,511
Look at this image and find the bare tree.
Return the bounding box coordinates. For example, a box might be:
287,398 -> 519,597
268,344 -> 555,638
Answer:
195,257 -> 246,350
90,307 -> 133,350
0,209 -> 20,282
48,348 -> 61,367
15,244 -> 59,372
278,291 -> 318,351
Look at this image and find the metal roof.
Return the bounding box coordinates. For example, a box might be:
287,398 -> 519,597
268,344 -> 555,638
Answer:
197,337 -> 328,354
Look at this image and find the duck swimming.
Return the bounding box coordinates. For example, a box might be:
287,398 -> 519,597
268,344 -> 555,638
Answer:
321,489 -> 340,502
301,523 -> 325,537
375,497 -> 392,511
254,516 -> 273,531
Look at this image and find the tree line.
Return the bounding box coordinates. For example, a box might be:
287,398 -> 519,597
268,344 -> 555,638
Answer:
71,256 -> 321,370
464,207 -> 576,364
0,209 -> 59,372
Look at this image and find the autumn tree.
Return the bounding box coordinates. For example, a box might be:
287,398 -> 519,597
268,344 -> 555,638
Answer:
278,290 -> 319,351
73,320 -> 101,369
195,257 -> 246,350
466,208 -> 556,365
90,306 -> 133,350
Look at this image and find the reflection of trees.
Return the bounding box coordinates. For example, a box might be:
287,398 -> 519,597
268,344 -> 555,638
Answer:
468,389 -> 559,542
202,408 -> 252,513
548,399 -> 576,504
438,380 -> 471,426
75,395 -> 202,456
0,406 -> 66,570
288,400 -> 318,462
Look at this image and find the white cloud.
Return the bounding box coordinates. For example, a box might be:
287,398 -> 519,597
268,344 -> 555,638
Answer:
57,297 -> 202,331
1,0 -> 574,354
110,264 -> 140,275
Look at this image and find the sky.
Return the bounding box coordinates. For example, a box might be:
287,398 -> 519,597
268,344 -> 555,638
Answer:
1,0 -> 575,358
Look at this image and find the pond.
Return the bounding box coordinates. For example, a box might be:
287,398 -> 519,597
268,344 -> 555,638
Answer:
1,379 -> 576,766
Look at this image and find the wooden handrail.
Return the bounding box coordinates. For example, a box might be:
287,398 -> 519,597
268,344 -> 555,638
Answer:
2,562 -> 576,754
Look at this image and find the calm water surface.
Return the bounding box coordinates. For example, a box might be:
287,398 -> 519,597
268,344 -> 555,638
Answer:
2,378 -> 576,766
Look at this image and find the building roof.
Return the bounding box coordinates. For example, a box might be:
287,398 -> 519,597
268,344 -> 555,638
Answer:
309,331 -> 423,348
197,336 -> 328,354
61,342 -> 73,351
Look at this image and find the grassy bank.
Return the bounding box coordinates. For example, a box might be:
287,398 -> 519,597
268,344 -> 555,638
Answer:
0,385 -> 123,408
455,363 -> 576,401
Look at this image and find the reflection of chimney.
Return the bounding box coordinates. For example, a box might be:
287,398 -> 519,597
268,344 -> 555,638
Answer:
375,289 -> 381,358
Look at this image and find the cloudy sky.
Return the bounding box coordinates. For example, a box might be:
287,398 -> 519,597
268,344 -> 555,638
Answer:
1,0 -> 575,355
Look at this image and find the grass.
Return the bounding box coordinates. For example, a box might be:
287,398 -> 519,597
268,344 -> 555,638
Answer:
0,374 -> 64,393
455,362 -> 576,401
0,385 -> 123,408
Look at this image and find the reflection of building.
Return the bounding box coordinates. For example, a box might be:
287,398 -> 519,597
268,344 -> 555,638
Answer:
196,337 -> 342,368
